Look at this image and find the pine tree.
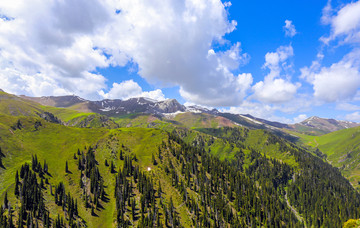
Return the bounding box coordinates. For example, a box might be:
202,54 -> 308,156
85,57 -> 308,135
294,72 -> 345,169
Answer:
65,161 -> 69,173
120,150 -> 124,160
91,205 -> 95,216
15,171 -> 20,196
43,160 -> 48,174
110,161 -> 115,173
152,154 -> 157,165
3,192 -> 8,209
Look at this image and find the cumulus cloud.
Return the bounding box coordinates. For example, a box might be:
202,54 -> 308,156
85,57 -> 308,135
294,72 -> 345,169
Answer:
321,0 -> 360,44
221,95 -> 312,123
99,80 -> 165,101
345,111 -> 360,122
336,103 -> 360,111
331,1 -> 360,41
283,20 -> 297,37
221,101 -> 297,123
0,0 -> 252,105
97,1 -> 250,106
252,45 -> 300,103
222,101 -> 274,119
293,114 -> 307,123
301,1 -> 360,103
0,0 -> 111,99
252,79 -> 299,103
301,50 -> 360,102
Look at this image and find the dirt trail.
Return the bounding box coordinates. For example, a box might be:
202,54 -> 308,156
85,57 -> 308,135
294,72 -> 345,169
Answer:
285,190 -> 307,228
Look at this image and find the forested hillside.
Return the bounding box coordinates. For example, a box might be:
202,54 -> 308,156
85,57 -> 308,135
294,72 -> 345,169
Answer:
1,93 -> 360,227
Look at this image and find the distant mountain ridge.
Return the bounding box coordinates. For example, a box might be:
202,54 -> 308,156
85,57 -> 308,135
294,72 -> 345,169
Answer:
21,95 -> 219,116
17,93 -> 360,135
291,116 -> 360,135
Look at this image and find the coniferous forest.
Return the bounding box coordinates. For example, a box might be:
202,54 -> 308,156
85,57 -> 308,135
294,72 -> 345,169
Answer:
1,125 -> 360,227
1,92 -> 360,227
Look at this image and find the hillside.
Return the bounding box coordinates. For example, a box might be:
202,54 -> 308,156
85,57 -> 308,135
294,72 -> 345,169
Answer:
0,118 -> 359,226
1,91 -> 118,129
295,126 -> 360,189
1,92 -> 360,227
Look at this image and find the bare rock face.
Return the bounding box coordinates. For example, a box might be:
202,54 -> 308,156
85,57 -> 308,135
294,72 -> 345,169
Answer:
23,95 -> 188,116
154,99 -> 186,113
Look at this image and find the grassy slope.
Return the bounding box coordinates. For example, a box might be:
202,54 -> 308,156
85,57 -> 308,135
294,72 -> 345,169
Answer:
0,91 -> 117,128
42,106 -> 95,122
292,124 -> 328,136
0,91 -> 44,116
291,126 -> 360,189
0,112 -> 196,227
172,112 -> 235,129
199,128 -> 299,168
112,113 -> 168,128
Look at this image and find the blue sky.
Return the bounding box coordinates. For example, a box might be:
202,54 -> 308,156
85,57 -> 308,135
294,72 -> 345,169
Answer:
1,0 -> 360,123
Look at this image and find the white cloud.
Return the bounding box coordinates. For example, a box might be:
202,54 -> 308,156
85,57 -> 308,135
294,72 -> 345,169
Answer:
336,103 -> 360,111
0,0 -> 111,100
293,114 -> 307,123
313,63 -> 360,102
140,90 -> 165,101
0,0 -> 251,105
99,80 -> 165,101
332,1 -> 360,38
222,101 -> 296,123
321,0 -> 360,44
321,0 -> 333,25
252,44 -> 300,103
302,0 -> 360,103
283,20 -> 297,37
222,101 -> 274,119
345,111 -> 360,122
301,53 -> 360,102
252,79 -> 300,103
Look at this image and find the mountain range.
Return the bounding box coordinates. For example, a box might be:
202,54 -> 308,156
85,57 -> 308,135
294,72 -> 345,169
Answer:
1,90 -> 360,227
21,94 -> 360,134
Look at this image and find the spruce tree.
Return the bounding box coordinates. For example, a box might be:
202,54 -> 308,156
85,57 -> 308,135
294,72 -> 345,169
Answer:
65,161 -> 69,173
120,150 -> 124,160
152,154 -> 157,165
3,192 -> 8,209
110,161 -> 115,173
15,171 -> 19,196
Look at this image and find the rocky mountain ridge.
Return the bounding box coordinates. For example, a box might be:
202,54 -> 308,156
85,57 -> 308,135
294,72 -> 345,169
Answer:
18,93 -> 360,134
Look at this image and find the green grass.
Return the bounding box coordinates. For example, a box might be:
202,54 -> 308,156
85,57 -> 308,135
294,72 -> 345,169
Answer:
172,112 -> 235,129
0,92 -> 118,129
293,126 -> 360,189
41,106 -> 95,122
0,113 -> 197,227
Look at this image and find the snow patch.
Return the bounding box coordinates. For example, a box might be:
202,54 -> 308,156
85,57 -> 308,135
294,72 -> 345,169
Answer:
239,115 -> 263,125
163,111 -> 185,118
143,97 -> 157,103
99,107 -> 115,112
